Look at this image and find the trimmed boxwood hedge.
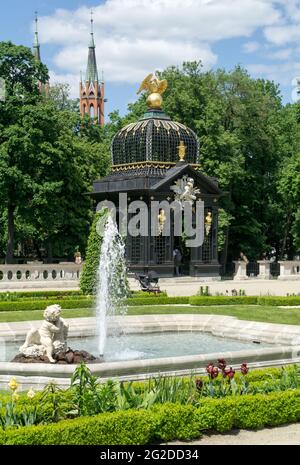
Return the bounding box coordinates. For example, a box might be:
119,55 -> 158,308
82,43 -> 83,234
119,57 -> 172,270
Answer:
257,296 -> 300,306
0,294 -> 299,312
126,296 -> 189,306
0,290 -> 84,301
189,296 -> 258,306
0,296 -> 190,312
0,390 -> 299,445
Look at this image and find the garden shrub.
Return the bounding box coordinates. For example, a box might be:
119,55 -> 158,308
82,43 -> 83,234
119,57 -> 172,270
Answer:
151,403 -> 200,441
126,296 -> 189,306
257,296 -> 300,306
0,409 -> 155,445
189,296 -> 258,306
0,390 -> 299,445
80,208 -> 109,295
0,299 -> 94,312
0,296 -> 191,312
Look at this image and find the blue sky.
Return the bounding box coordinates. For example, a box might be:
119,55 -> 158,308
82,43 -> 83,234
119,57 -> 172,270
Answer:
1,0 -> 300,118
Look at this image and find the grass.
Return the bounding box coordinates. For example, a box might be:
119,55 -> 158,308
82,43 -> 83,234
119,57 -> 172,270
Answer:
0,304 -> 300,325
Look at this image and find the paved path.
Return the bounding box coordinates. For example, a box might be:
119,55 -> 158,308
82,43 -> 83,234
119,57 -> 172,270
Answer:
170,423 -> 300,445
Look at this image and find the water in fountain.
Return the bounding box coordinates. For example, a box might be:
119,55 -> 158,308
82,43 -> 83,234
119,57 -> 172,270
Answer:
95,214 -> 128,356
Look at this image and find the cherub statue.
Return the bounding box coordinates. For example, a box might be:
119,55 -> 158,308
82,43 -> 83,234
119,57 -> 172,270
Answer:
171,175 -> 200,207
19,304 -> 69,363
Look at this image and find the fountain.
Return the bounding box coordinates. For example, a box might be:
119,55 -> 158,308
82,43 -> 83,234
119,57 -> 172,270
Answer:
95,214 -> 128,357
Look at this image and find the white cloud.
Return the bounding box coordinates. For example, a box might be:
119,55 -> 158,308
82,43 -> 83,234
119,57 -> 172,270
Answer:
266,48 -> 293,60
243,41 -> 260,53
35,0 -> 283,86
48,71 -> 80,99
247,61 -> 300,87
264,24 -> 300,45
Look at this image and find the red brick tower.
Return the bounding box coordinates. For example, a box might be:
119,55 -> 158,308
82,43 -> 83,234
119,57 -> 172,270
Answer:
80,14 -> 104,126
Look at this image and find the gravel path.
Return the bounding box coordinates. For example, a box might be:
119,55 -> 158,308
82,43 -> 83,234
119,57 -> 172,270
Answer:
170,423 -> 300,445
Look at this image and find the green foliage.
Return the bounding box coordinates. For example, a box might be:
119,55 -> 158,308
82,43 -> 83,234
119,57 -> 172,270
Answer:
0,42 -> 110,262
80,209 -> 109,294
0,299 -> 93,312
0,290 -> 84,301
257,296 -> 300,306
189,296 -> 258,305
126,296 -> 189,306
0,390 -> 299,444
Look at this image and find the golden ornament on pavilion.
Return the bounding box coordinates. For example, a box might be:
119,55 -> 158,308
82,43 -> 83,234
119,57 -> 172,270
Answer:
177,141 -> 186,161
137,73 -> 168,109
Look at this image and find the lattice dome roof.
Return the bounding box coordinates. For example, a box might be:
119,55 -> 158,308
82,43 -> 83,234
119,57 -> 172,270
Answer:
111,109 -> 199,166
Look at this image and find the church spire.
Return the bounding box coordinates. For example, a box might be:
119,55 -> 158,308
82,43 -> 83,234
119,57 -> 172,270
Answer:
80,10 -> 105,126
33,11 -> 41,61
85,10 -> 99,83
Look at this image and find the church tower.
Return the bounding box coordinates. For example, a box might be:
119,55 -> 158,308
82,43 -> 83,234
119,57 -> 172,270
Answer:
33,12 -> 41,61
32,12 -> 49,95
80,13 -> 104,126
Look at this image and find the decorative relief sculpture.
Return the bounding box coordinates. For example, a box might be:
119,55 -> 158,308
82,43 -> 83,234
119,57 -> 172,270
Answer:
170,175 -> 200,206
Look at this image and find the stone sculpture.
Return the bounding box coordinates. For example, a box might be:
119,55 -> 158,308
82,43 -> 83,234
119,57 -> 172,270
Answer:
19,304 -> 69,363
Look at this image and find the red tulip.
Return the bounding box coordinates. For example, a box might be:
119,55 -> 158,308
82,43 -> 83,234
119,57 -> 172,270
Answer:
206,363 -> 214,375
211,367 -> 219,379
241,363 -> 249,375
217,358 -> 227,370
224,366 -> 235,379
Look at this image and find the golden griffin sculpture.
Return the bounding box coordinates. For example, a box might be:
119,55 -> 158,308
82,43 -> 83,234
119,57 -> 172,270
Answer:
137,73 -> 168,109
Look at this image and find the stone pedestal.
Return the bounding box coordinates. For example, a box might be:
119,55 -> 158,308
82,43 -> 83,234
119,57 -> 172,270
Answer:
257,260 -> 272,280
233,261 -> 248,280
278,261 -> 300,280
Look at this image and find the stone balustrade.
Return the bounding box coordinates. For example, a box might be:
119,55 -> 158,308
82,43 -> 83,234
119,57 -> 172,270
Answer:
278,260 -> 300,280
0,263 -> 82,289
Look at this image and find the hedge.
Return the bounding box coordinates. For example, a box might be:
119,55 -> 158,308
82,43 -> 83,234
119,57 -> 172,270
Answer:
257,296 -> 300,306
126,296 -> 189,306
0,290 -> 84,301
0,299 -> 94,312
189,296 -> 258,306
0,390 -> 299,445
0,296 -> 190,312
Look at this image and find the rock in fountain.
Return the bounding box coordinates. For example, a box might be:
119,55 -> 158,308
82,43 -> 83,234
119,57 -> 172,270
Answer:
95,214 -> 128,357
12,305 -> 101,364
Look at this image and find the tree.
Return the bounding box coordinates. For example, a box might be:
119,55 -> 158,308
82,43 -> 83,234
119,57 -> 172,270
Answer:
0,42 -> 48,262
0,42 -> 110,262
48,83 -> 79,112
80,209 -> 109,294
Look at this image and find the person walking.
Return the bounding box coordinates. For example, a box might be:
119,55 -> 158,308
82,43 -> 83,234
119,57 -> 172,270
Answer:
173,248 -> 182,277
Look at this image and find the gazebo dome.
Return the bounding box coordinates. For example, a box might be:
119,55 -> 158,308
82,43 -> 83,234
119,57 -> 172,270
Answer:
111,109 -> 199,165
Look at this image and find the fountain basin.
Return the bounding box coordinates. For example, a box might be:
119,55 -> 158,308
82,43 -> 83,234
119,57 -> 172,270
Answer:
0,314 -> 300,390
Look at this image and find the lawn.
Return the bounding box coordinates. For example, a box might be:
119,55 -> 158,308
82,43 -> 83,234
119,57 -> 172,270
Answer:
0,304 -> 300,325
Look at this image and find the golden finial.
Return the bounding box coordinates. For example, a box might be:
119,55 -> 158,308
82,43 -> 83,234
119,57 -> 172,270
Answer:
177,141 -> 186,161
137,73 -> 168,109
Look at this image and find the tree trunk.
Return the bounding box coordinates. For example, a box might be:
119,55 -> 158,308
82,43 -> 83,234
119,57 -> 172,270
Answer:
5,204 -> 15,264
